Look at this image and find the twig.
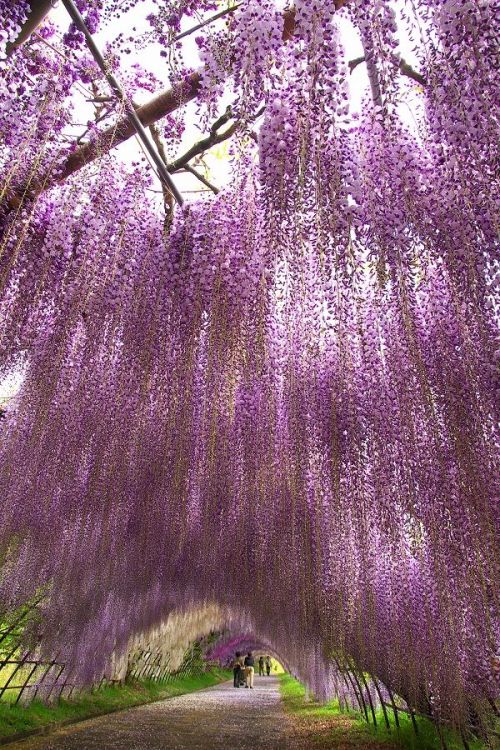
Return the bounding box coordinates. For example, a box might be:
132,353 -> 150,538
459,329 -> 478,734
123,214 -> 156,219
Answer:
349,55 -> 426,86
149,123 -> 175,232
60,0 -> 183,205
174,3 -> 242,42
167,109 -> 238,173
183,165 -> 219,194
76,106 -> 114,144
86,96 -> 115,103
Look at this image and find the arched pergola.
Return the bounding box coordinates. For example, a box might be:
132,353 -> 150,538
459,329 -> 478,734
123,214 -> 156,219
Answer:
0,1 -> 497,747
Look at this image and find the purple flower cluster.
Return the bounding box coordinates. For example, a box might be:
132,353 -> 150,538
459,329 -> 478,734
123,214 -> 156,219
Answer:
0,0 -> 497,739
0,0 -> 29,59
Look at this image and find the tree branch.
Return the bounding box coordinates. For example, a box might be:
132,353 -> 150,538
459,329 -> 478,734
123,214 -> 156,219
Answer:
5,0 -> 54,56
85,96 -> 115,103
58,72 -> 204,185
349,55 -> 426,87
174,3 -> 242,42
149,123 -> 168,166
149,123 -> 175,233
183,165 -> 219,194
167,107 -> 237,173
360,40 -> 383,108
398,57 -> 427,86
166,104 -> 265,174
5,1 -> 353,206
348,56 -> 366,72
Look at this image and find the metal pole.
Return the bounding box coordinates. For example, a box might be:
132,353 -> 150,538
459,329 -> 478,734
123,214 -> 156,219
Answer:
60,0 -> 184,206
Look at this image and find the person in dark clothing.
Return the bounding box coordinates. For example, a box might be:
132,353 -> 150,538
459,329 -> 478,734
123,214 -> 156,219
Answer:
232,651 -> 244,688
258,655 -> 265,676
265,655 -> 272,676
244,651 -> 255,688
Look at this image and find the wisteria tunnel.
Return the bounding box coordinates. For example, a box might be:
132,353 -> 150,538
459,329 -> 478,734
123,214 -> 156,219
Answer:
0,0 -> 498,748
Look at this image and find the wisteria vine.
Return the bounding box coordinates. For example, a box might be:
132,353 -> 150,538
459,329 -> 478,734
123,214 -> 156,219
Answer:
0,0 -> 498,740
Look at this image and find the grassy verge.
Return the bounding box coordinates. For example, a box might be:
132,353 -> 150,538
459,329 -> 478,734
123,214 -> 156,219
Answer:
279,674 -> 485,750
279,673 -> 380,750
0,668 -> 231,741
359,701 -> 485,750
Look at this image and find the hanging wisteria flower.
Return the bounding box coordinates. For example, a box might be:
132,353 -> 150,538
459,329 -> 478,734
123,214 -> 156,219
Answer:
0,1 -> 497,741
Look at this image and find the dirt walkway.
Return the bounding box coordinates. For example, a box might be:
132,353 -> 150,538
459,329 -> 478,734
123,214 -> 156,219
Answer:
5,676 -> 295,750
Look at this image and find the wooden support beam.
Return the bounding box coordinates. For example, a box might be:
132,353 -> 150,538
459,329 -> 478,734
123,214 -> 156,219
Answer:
6,0 -> 54,56
349,54 -> 426,86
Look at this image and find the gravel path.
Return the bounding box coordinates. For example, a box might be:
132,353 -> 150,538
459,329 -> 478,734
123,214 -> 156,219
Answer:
6,676 -> 295,750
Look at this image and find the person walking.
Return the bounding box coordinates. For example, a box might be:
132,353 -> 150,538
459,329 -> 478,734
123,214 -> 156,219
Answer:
258,655 -> 265,676
244,651 -> 255,688
265,655 -> 272,676
232,651 -> 244,688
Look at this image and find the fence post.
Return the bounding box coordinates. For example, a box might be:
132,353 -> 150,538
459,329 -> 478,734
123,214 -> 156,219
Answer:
14,661 -> 39,705
372,675 -> 391,730
31,657 -> 59,702
409,706 -> 419,736
347,663 -> 370,724
386,685 -> 401,729
357,668 -> 377,727
333,654 -> 369,723
45,664 -> 65,703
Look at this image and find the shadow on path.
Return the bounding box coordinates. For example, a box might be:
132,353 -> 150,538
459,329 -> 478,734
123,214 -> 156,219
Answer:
6,676 -> 294,750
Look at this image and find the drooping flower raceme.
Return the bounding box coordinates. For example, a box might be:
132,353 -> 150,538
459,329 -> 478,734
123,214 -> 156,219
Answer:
0,0 -> 497,738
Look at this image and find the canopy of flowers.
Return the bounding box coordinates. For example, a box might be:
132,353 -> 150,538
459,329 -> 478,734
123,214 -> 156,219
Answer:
0,0 -> 497,735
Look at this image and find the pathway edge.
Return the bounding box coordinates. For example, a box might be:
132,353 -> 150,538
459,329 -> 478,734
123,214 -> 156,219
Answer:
0,677 -> 231,747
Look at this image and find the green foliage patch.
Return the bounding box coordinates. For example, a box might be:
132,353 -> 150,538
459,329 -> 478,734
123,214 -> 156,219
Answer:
279,674 -> 487,750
